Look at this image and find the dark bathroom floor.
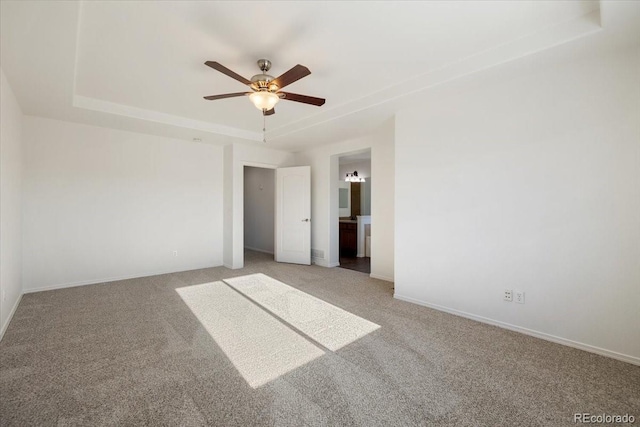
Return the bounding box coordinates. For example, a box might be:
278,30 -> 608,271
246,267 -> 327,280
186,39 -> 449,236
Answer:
338,256 -> 371,274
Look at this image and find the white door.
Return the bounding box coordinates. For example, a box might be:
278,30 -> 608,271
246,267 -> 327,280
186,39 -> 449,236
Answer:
275,166 -> 311,265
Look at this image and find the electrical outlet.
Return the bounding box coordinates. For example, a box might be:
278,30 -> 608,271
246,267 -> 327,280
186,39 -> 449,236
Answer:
503,289 -> 513,302
514,290 -> 525,304
172,250 -> 178,257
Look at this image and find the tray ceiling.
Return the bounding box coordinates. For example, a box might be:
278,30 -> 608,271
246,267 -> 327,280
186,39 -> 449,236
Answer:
3,1 -> 632,150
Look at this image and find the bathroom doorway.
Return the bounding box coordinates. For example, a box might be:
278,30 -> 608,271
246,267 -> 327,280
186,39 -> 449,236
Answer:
337,150 -> 371,274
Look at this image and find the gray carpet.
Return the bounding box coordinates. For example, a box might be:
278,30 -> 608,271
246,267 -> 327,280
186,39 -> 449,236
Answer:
1,250 -> 638,426
223,273 -> 380,351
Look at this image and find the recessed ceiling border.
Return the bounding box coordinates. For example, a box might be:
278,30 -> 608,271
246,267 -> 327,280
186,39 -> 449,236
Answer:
68,1 -> 601,146
267,8 -> 602,142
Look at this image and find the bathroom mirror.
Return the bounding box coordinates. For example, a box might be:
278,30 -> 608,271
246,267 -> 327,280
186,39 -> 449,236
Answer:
339,188 -> 349,208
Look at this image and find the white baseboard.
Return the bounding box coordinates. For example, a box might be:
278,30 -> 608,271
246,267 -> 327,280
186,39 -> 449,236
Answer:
0,293 -> 23,342
244,246 -> 274,255
311,258 -> 326,267
394,293 -> 640,366
223,263 -> 238,269
312,257 -> 329,267
23,263 -> 220,294
311,257 -> 340,268
370,273 -> 394,282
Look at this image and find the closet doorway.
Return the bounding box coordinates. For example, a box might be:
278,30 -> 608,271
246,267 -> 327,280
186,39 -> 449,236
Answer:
243,166 -> 275,259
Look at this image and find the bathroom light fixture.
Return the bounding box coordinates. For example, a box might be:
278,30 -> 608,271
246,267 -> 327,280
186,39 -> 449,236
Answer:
345,171 -> 365,182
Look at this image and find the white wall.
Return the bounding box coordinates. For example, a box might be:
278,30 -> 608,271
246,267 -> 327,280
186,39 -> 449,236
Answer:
244,166 -> 275,254
223,144 -> 234,268
394,44 -> 640,363
370,120 -> 394,280
224,143 -> 295,269
0,69 -> 23,337
295,119 -> 394,280
22,116 -> 224,291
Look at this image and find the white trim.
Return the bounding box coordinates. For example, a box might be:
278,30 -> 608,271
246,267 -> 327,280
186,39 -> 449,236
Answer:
0,293 -> 23,342
312,257 -> 330,267
242,161 -> 278,170
23,263 -> 220,294
370,273 -> 394,282
394,294 -> 640,367
244,246 -> 274,255
267,11 -> 602,141
312,257 -> 340,268
73,95 -> 262,142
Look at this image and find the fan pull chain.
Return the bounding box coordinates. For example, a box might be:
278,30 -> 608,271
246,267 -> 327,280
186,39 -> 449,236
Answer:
263,112 -> 267,143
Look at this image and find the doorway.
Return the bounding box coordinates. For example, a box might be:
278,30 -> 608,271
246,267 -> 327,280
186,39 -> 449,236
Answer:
337,150 -> 371,274
243,166 -> 275,258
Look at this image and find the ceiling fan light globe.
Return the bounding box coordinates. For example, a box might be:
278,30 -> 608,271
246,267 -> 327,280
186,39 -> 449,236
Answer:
250,91 -> 279,111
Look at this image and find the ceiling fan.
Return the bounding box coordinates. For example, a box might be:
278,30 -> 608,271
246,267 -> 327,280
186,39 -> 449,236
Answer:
203,59 -> 325,116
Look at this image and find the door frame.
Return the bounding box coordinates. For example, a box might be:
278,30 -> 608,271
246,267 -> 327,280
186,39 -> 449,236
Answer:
233,161 -> 278,270
329,148 -> 372,268
243,164 -> 277,258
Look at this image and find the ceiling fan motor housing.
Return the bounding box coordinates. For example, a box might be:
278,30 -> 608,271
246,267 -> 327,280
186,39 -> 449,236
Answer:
251,74 -> 277,91
251,59 -> 279,91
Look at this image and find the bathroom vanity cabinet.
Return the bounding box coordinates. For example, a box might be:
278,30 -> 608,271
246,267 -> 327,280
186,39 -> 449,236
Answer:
339,221 -> 357,257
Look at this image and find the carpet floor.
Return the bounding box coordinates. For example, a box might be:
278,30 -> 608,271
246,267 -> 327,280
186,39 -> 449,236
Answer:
1,250 -> 638,426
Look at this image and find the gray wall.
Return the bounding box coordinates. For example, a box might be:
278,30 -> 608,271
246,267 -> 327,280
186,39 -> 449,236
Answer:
0,69 -> 23,337
22,116 -> 224,291
244,167 -> 275,254
394,43 -> 640,363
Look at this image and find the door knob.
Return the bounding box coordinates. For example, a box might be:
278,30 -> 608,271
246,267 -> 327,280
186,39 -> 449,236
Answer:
302,218 -> 310,222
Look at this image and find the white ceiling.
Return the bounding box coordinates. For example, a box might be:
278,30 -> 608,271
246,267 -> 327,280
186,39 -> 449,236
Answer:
1,1 -> 637,151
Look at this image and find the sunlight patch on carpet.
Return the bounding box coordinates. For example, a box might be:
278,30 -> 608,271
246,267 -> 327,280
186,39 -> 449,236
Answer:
223,273 -> 381,351
176,281 -> 324,388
